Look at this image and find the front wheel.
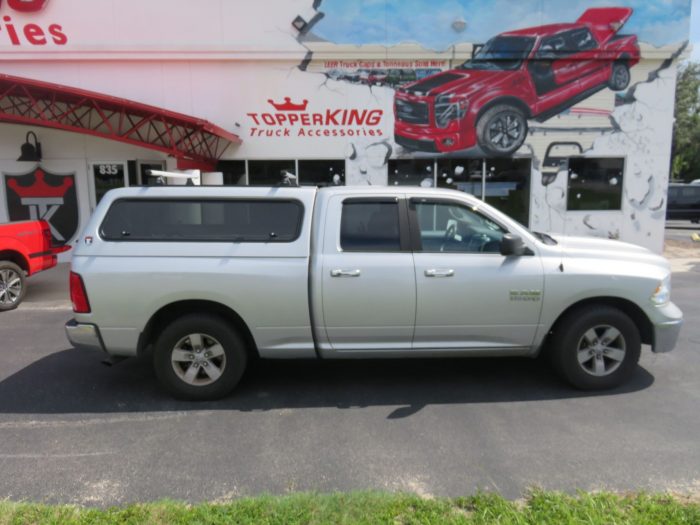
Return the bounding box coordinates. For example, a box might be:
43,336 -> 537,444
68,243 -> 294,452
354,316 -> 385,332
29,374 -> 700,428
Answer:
476,104 -> 528,156
0,261 -> 26,312
153,314 -> 248,400
549,306 -> 641,390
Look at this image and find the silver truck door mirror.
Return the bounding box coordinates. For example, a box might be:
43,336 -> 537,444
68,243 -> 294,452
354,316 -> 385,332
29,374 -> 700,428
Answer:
500,234 -> 526,256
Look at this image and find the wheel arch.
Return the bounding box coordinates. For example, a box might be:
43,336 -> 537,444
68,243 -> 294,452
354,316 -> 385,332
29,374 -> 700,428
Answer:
540,296 -> 653,355
617,53 -> 632,66
0,250 -> 29,272
475,96 -> 532,123
138,299 -> 259,360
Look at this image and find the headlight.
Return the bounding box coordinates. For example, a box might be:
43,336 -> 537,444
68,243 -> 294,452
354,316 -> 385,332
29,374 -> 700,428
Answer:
435,94 -> 468,128
650,275 -> 671,306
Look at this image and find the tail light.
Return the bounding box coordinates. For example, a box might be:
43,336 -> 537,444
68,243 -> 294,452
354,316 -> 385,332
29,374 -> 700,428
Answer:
41,222 -> 52,248
70,272 -> 91,313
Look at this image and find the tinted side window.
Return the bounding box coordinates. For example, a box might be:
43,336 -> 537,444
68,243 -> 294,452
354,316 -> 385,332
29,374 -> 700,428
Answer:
538,28 -> 596,58
537,33 -> 568,58
681,187 -> 700,203
101,199 -> 303,242
340,201 -> 401,252
567,28 -> 597,52
413,201 -> 505,253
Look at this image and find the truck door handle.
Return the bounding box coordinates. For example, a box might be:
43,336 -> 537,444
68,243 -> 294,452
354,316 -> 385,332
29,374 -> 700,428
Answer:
425,269 -> 455,278
331,269 -> 361,278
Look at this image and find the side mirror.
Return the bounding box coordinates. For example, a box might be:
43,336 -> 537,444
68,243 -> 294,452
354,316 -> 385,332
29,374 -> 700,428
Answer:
500,234 -> 526,256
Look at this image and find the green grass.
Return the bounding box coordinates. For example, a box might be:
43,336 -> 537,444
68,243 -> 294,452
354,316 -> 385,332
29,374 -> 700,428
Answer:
0,491 -> 698,525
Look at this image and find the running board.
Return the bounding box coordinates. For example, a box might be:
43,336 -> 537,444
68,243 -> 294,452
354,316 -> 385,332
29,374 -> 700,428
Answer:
534,84 -> 608,123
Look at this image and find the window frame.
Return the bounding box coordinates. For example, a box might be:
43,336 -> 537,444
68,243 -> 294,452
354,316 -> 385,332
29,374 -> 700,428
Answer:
536,28 -> 598,60
99,197 -> 305,243
338,197 -> 411,253
407,197 -> 511,254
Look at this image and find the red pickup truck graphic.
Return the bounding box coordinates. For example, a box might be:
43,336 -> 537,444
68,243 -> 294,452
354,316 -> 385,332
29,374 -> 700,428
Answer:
393,7 -> 640,156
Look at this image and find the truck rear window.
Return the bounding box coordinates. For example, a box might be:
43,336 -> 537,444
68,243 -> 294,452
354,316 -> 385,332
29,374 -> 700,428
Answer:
100,199 -> 303,242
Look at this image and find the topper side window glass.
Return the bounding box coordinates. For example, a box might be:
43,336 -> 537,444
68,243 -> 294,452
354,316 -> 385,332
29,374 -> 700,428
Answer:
100,199 -> 303,242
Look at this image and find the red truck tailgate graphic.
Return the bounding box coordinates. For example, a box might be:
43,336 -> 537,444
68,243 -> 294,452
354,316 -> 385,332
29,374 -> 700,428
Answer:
576,7 -> 633,43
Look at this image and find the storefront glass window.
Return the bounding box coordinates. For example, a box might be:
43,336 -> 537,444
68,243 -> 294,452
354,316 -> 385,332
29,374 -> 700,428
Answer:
248,160 -> 296,186
218,160 -> 247,185
484,158 -> 530,226
298,160 -> 345,186
388,159 -> 435,187
567,158 -> 624,211
436,158 -> 530,226
436,159 -> 483,196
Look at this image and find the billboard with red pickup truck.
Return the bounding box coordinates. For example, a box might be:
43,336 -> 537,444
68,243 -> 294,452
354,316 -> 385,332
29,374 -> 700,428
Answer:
0,219 -> 69,310
393,8 -> 640,156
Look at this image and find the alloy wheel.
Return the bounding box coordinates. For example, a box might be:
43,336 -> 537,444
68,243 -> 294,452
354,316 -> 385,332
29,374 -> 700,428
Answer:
611,65 -> 630,90
487,112 -> 525,153
576,324 -> 627,377
170,333 -> 227,386
0,268 -> 22,306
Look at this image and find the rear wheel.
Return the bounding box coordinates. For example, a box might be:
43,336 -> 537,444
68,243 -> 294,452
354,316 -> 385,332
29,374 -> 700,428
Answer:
0,261 -> 26,312
476,104 -> 528,156
153,314 -> 247,400
608,62 -> 631,91
549,306 -> 641,390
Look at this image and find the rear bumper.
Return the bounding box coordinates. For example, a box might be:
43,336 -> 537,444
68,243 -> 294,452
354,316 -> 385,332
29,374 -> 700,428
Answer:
65,319 -> 106,353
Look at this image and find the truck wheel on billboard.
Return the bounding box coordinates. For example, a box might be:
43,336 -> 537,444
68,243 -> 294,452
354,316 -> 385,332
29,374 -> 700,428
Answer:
476,104 -> 528,156
608,62 -> 631,91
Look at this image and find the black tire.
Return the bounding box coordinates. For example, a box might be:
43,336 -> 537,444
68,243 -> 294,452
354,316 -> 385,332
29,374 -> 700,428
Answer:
153,314 -> 247,400
0,261 -> 26,312
608,62 -> 631,91
476,104 -> 528,156
549,306 -> 641,390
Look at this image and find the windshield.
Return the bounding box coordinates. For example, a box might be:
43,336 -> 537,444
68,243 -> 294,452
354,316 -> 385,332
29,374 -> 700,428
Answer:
459,36 -> 535,71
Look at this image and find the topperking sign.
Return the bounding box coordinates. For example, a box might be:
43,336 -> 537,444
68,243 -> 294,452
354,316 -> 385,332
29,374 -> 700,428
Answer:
246,97 -> 385,138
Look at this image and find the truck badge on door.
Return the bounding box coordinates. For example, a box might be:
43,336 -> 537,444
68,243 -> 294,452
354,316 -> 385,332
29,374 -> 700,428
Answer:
510,290 -> 542,302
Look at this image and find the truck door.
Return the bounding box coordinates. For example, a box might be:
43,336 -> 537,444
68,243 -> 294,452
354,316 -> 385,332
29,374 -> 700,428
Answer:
409,197 -> 544,351
315,196 -> 416,353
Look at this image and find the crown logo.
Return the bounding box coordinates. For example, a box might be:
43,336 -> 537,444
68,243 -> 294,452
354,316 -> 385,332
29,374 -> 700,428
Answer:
8,169 -> 73,199
267,97 -> 308,111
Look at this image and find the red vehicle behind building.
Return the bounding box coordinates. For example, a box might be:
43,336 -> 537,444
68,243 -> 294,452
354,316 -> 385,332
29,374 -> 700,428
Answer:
394,7 -> 640,156
0,220 -> 69,310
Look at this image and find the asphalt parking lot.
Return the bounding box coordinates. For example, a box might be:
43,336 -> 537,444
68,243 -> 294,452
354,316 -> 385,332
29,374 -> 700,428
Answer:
0,247 -> 699,506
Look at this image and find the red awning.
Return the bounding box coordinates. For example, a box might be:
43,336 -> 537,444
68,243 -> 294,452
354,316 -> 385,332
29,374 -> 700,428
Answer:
0,73 -> 241,170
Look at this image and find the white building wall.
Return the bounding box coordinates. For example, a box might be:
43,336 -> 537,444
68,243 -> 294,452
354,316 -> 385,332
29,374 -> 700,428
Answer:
0,0 -> 691,255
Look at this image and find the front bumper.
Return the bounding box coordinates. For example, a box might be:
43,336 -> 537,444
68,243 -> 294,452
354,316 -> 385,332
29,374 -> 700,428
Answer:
394,124 -> 472,153
652,318 -> 683,353
649,301 -> 683,353
65,319 -> 106,353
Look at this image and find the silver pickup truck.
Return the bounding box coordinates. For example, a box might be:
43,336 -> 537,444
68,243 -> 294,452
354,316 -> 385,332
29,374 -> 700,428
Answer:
65,186 -> 682,400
